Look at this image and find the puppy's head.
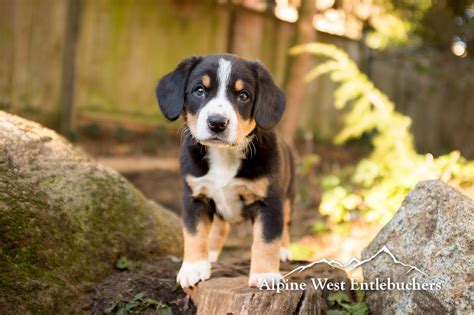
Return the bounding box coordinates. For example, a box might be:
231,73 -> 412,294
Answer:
156,55 -> 286,147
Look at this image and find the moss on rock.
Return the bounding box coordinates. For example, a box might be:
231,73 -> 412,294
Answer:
0,111 -> 183,314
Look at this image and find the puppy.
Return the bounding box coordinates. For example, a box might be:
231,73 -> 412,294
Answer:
156,54 -> 295,288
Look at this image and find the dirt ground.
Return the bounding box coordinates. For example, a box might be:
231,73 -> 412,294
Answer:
88,257 -> 359,314
90,258 -> 195,314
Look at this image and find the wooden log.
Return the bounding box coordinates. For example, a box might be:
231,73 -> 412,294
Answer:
184,259 -> 349,314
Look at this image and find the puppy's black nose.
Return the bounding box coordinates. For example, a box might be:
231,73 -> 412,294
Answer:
207,115 -> 229,133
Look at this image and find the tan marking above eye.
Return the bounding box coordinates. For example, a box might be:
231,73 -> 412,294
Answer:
234,79 -> 244,91
202,75 -> 211,88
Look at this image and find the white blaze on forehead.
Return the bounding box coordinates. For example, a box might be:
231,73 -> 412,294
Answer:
217,58 -> 232,96
194,58 -> 238,143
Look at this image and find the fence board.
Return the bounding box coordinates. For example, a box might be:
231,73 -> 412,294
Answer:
0,1 -> 472,157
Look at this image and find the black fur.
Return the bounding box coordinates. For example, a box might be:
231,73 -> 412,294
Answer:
156,56 -> 201,121
179,130 -> 291,242
250,61 -> 286,130
157,54 -> 293,243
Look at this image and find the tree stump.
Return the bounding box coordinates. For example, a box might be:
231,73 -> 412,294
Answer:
185,259 -> 349,314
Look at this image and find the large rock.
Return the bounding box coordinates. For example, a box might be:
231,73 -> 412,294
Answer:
362,180 -> 473,314
0,111 -> 183,314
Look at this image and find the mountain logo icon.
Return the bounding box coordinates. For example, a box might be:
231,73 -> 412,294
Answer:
284,245 -> 428,278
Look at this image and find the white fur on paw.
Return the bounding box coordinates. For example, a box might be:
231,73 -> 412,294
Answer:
176,260 -> 211,288
280,247 -> 291,262
248,272 -> 283,288
208,250 -> 219,263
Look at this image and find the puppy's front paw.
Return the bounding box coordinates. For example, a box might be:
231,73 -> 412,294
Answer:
177,260 -> 211,288
248,272 -> 283,288
280,247 -> 291,262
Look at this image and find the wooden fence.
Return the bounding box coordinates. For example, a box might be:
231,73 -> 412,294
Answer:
0,0 -> 472,157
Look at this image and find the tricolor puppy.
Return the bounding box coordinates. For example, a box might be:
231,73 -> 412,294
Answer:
156,54 -> 295,288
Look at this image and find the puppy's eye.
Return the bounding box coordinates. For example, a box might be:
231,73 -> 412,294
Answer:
193,85 -> 206,98
238,91 -> 249,102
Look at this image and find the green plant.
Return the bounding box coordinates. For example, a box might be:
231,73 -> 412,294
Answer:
291,43 -> 474,225
326,290 -> 368,315
105,292 -> 171,315
311,219 -> 330,235
115,257 -> 142,271
289,243 -> 314,260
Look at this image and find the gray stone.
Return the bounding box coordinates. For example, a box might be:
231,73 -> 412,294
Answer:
362,180 -> 473,315
0,111 -> 183,313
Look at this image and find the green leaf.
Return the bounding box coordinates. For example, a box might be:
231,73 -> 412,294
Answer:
158,306 -> 173,315
133,292 -> 145,301
349,302 -> 369,315
311,220 -> 330,234
328,291 -> 352,306
115,257 -> 130,270
334,81 -> 363,109
125,300 -> 139,310
327,310 -> 348,315
305,61 -> 342,81
116,307 -> 128,315
115,257 -> 141,271
144,298 -> 159,306
104,300 -> 118,313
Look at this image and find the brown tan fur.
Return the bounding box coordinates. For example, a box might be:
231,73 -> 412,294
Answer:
250,216 -> 281,276
185,175 -> 209,199
282,199 -> 291,249
185,113 -> 198,138
208,216 -> 231,256
202,75 -> 211,88
236,115 -> 257,144
183,219 -> 211,262
187,175 -> 270,206
234,79 -> 244,91
232,177 -> 269,205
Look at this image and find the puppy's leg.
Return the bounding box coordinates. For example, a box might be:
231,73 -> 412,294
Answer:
208,216 -> 230,262
177,217 -> 212,288
280,198 -> 292,262
249,210 -> 283,288
177,187 -> 212,288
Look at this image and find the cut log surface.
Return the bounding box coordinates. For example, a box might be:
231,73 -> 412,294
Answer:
185,259 -> 349,315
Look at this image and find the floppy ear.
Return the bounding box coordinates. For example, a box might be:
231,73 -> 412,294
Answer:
156,56 -> 201,121
251,61 -> 286,129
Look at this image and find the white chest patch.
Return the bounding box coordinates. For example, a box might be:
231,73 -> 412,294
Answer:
187,147 -> 245,223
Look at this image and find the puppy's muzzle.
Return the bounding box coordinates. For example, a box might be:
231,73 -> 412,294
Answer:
207,114 -> 229,134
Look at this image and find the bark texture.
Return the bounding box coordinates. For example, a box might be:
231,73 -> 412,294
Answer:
280,0 -> 317,144
186,259 -> 349,314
